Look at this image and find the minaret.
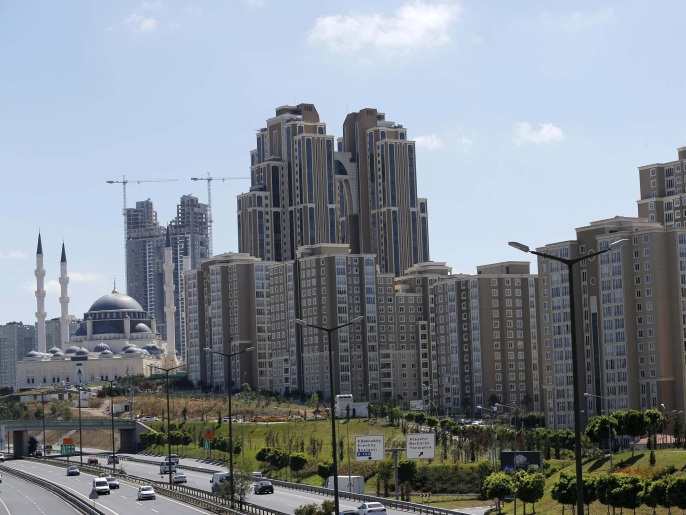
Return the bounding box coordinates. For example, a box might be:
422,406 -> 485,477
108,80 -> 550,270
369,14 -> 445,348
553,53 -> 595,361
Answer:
59,241 -> 70,347
163,227 -> 177,367
35,232 -> 47,352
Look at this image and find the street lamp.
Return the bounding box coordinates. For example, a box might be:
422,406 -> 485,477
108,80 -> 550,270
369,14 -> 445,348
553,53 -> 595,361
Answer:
148,364 -> 180,486
584,392 -> 614,472
509,238 -> 627,515
76,383 -> 88,465
104,379 -> 117,474
204,344 -> 255,507
478,405 -> 499,468
40,386 -> 47,460
295,315 -> 364,515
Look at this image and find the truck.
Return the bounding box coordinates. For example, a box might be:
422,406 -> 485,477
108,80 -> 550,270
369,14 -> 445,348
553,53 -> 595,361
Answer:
327,475 -> 365,494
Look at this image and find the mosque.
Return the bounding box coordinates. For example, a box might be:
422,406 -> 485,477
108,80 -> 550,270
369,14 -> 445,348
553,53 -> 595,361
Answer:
15,232 -> 181,390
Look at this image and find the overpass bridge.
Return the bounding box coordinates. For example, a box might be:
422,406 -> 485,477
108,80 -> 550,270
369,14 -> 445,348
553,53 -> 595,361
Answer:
0,418 -> 147,458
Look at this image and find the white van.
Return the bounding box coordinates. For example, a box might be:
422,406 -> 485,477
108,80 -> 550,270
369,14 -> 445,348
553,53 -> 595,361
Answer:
163,454 -> 180,464
211,472 -> 231,493
160,462 -> 177,474
93,477 -> 111,495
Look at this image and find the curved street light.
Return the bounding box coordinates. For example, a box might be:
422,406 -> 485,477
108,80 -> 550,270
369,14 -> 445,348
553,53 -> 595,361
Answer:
204,344 -> 255,508
295,315 -> 364,515
509,238 -> 627,515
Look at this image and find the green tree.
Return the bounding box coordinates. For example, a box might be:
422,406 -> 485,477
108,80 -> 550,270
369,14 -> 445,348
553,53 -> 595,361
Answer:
616,409 -> 647,457
582,475 -> 598,515
607,474 -> 643,514
642,478 -> 673,515
516,471 -> 546,514
551,472 -> 576,515
584,415 -> 615,448
483,472 -> 513,505
397,460 -> 417,484
289,452 -> 308,473
377,460 -> 394,497
317,461 -> 334,482
667,476 -> 686,510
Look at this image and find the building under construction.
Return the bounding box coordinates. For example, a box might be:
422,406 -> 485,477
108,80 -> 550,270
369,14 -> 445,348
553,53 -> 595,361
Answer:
125,195 -> 209,359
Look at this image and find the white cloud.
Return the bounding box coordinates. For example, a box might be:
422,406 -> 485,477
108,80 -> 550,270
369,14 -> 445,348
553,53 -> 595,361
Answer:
70,271 -> 103,283
0,250 -> 26,260
513,122 -> 564,146
308,1 -> 461,55
542,9 -> 613,32
415,134 -> 444,150
126,13 -> 158,32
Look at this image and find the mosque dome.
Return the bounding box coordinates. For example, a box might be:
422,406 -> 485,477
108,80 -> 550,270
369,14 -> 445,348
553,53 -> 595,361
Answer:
93,322 -> 121,335
51,351 -> 65,360
75,324 -> 87,336
25,350 -> 43,360
132,323 -> 152,333
65,345 -> 81,354
94,342 -> 111,353
143,343 -> 162,354
99,350 -> 114,358
74,347 -> 90,357
125,346 -> 143,354
88,289 -> 143,312
48,346 -> 61,354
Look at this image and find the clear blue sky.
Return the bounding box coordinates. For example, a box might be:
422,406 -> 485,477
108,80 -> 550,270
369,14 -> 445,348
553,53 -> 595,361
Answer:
2,1 -> 685,325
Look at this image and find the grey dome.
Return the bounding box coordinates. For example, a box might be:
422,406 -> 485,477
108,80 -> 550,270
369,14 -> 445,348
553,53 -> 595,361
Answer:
143,344 -> 162,354
125,347 -> 143,354
65,345 -> 80,354
75,324 -> 87,336
89,290 -> 143,312
26,350 -> 43,359
94,343 -> 110,353
48,346 -> 61,354
132,323 -> 152,333
99,350 -> 114,358
51,351 -> 65,360
74,347 -> 90,357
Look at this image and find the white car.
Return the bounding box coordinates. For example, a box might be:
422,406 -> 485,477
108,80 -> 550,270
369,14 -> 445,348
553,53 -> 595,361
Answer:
138,485 -> 156,500
357,502 -> 387,514
172,472 -> 187,484
137,416 -> 159,422
0,452 -> 4,462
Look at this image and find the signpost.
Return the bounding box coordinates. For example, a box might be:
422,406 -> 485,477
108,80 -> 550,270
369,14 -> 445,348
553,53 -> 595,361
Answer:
406,433 -> 435,459
355,435 -> 384,461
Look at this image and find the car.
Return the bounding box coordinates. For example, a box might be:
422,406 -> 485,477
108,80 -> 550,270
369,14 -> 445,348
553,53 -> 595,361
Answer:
138,485 -> 156,500
105,476 -> 120,489
339,510 -> 359,515
34,450 -> 43,457
171,472 -> 187,484
357,502 -> 387,514
107,455 -> 119,464
93,477 -> 110,495
66,465 -> 80,476
87,457 -> 99,465
0,473 -> 3,483
0,452 -> 5,462
137,416 -> 160,422
253,480 -> 274,494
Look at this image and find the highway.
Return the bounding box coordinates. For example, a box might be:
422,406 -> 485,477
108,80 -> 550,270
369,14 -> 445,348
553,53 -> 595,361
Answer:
4,460 -> 214,515
0,471 -> 81,515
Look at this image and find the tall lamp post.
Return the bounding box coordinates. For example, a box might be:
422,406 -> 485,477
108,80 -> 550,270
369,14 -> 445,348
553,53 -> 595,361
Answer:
496,402 -> 521,515
584,392 -> 614,472
104,379 -> 118,474
478,405 -> 499,469
76,384 -> 88,465
204,345 -> 255,507
148,364 -> 180,486
509,238 -> 627,515
296,315 -> 364,515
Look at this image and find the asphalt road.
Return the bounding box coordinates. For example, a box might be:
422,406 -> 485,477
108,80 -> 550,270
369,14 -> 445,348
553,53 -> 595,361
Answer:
0,472 -> 81,515
4,460 -> 213,515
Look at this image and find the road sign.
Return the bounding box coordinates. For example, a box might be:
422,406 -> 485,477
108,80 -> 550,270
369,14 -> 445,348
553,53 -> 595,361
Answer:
406,433 -> 435,459
355,435 -> 385,461
60,443 -> 76,456
205,432 -> 215,440
203,439 -> 212,450
63,437 -> 74,445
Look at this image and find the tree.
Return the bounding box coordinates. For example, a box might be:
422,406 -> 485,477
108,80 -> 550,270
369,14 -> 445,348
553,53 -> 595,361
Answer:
607,474 -> 643,514
584,415 -> 615,448
317,461 -> 334,482
617,409 -> 647,457
483,472 -> 513,506
289,452 -> 308,473
517,471 -> 546,514
28,435 -> 38,455
644,409 -> 664,449
582,475 -> 598,515
551,472 -> 576,515
667,476 -> 686,510
642,478 -> 673,515
397,460 -> 417,484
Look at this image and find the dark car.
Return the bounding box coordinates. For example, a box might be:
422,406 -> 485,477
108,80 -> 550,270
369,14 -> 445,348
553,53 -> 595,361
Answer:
107,455 -> 119,464
66,465 -> 80,476
253,480 -> 274,494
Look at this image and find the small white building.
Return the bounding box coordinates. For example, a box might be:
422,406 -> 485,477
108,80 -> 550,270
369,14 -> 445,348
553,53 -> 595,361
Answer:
335,394 -> 368,418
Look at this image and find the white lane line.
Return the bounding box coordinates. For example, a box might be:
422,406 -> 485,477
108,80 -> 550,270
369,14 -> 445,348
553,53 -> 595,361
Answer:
0,495 -> 10,515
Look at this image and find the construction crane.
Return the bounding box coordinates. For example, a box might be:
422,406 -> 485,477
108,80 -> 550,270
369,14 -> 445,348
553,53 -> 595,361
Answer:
106,175 -> 178,285
190,173 -> 250,255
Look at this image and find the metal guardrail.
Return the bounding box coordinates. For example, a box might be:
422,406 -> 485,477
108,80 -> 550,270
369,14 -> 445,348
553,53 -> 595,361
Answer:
0,464 -> 106,515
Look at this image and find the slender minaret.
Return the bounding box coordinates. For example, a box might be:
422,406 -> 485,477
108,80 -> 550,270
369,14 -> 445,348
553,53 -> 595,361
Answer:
35,232 -> 47,352
163,227 -> 177,367
59,241 -> 70,347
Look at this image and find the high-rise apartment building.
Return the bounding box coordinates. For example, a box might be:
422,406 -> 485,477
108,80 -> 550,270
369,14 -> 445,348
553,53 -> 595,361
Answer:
237,105 -> 430,278
0,322 -> 36,389
637,146 -> 686,227
126,195 -> 209,356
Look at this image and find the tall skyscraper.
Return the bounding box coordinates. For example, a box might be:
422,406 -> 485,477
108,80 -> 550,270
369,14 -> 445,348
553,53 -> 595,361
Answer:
237,105 -> 430,278
126,195 -> 209,356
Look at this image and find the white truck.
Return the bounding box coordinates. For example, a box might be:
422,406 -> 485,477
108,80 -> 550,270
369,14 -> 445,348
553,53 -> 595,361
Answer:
327,475 -> 365,494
